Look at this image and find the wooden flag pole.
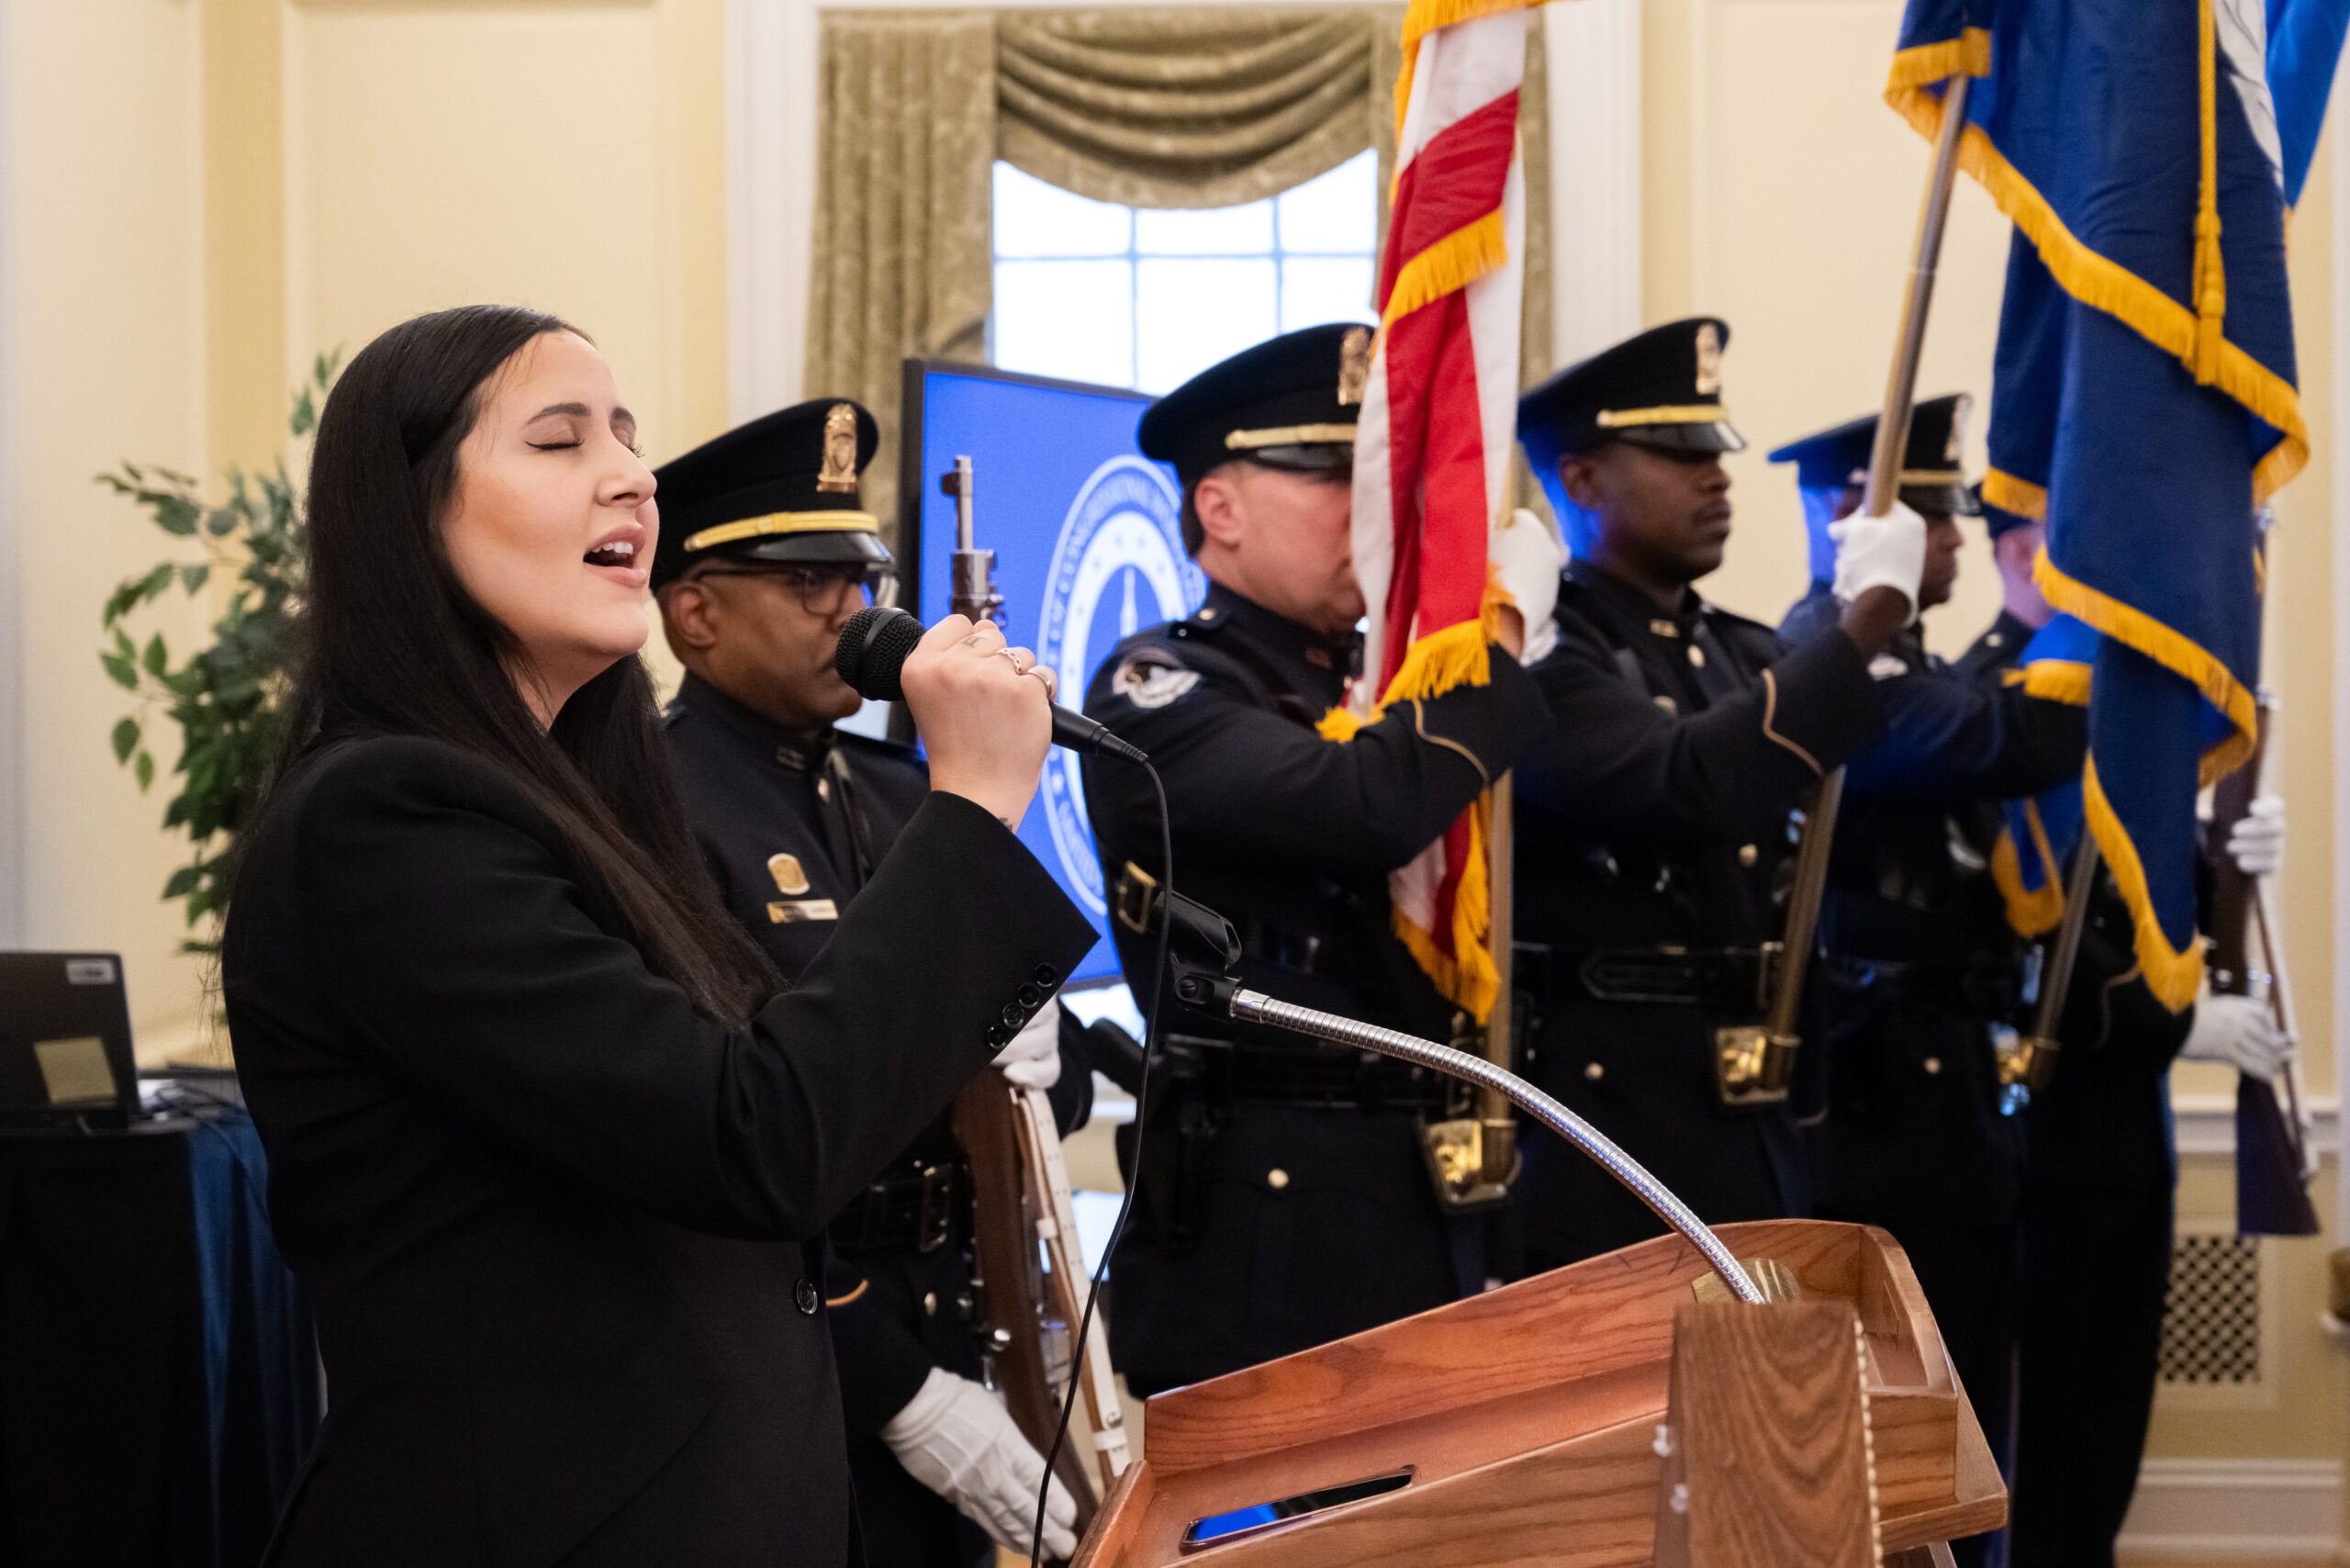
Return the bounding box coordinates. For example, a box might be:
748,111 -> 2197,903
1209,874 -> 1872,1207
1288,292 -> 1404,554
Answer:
1723,74 -> 1975,1106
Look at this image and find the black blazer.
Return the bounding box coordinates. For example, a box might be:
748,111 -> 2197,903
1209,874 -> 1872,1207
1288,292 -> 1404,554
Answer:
223,734 -> 1095,1568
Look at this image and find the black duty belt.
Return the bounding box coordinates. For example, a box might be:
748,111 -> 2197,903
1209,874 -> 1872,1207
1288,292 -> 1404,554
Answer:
1520,944 -> 1774,1010
1228,1042 -> 1465,1114
1113,862 -> 1345,980
1173,1036 -> 1466,1114
829,1159 -> 962,1255
1818,953 -> 2022,1020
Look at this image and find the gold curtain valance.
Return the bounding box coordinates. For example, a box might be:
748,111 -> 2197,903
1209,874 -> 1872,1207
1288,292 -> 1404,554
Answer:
997,10 -> 1384,209
802,6 -> 1552,541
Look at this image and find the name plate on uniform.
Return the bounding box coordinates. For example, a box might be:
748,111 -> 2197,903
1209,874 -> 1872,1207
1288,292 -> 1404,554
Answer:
767,899 -> 839,924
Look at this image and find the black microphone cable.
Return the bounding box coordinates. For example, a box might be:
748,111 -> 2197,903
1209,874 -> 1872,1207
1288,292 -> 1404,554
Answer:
1028,758 -> 1172,1567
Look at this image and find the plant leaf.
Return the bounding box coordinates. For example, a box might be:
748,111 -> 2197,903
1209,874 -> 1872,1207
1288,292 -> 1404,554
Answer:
99,652 -> 138,690
141,633 -> 168,678
180,563 -> 209,594
154,496 -> 200,536
162,865 -> 201,899
110,717 -> 140,763
133,751 -> 154,791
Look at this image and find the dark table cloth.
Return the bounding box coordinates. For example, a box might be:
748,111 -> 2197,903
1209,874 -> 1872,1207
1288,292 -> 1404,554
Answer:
0,1092 -> 319,1567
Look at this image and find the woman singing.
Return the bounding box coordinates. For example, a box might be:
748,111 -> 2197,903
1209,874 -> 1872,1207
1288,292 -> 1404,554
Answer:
224,306 -> 1095,1566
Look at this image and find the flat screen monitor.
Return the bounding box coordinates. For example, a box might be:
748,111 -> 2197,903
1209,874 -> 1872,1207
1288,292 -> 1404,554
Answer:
898,360 -> 1204,989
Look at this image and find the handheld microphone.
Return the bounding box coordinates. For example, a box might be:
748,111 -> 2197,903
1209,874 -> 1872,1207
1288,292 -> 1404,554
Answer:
835,606 -> 1149,765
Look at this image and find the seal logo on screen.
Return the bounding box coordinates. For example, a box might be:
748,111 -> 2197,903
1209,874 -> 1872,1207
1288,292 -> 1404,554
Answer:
1036,455 -> 1202,918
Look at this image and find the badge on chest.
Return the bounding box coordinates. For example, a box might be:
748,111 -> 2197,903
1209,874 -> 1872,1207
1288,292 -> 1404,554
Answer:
764,852 -> 837,924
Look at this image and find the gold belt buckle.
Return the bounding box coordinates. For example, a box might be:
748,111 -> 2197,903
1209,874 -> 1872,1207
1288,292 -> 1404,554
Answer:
1713,1025 -> 1796,1107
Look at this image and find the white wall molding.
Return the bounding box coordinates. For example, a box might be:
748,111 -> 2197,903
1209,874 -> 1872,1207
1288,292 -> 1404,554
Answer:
1543,0 -> 1640,366
2117,1458 -> 2344,1559
0,0 -> 23,948
2333,60 -> 2350,1256
2172,1094 -> 2342,1158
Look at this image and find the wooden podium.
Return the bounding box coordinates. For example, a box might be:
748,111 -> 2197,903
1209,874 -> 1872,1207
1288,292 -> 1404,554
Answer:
1072,1219 -> 2003,1566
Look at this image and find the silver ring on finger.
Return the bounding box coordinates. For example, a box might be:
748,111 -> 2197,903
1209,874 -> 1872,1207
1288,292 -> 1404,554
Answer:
993,646 -> 1031,676
1024,665 -> 1058,701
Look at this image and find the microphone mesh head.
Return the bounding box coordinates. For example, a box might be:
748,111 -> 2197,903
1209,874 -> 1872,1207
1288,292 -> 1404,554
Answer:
835,606 -> 924,701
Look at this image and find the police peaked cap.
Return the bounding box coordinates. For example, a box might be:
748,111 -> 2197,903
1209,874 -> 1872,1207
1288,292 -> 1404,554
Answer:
650,398 -> 890,590
1764,393 -> 1980,516
1137,322 -> 1375,485
1516,317 -> 1745,476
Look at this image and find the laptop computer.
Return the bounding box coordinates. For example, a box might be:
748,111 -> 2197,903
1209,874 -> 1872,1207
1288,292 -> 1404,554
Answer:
0,952 -> 141,1127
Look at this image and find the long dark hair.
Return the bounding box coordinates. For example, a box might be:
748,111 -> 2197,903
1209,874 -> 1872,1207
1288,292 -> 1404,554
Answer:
273,304 -> 774,1025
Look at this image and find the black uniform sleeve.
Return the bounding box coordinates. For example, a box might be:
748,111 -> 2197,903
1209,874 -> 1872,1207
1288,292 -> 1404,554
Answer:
824,1257 -> 937,1440
1844,671 -> 2087,801
1516,620 -> 1886,845
1091,644 -> 1552,872
1047,1008 -> 1095,1136
285,739 -> 1099,1240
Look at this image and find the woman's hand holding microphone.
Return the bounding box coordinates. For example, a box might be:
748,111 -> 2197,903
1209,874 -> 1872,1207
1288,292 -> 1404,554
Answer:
899,613 -> 1058,828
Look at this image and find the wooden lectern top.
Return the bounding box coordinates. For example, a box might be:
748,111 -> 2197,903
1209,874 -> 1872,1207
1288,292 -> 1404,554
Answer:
1074,1219 -> 2004,1567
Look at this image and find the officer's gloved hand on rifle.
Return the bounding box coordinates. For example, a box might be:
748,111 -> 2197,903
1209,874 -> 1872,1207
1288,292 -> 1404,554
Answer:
2226,794 -> 2288,879
1830,498 -> 1928,630
2181,994 -> 2293,1082
880,1367 -> 1079,1559
992,997 -> 1064,1091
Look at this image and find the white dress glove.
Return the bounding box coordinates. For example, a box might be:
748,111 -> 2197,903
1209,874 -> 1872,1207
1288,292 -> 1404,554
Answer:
1492,508 -> 1567,664
2225,794 -> 2286,878
2180,993 -> 2293,1082
879,1367 -> 1078,1559
1829,500 -> 1927,623
992,996 -> 1063,1092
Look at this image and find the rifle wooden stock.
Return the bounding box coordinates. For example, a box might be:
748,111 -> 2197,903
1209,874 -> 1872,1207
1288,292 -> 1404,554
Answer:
956,1072 -> 1102,1543
1012,1083 -> 1134,1490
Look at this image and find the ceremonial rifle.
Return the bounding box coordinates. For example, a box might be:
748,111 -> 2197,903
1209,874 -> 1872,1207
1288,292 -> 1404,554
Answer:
2208,697 -> 2321,1236
937,457 -> 1132,1545
1718,75 -> 1975,1106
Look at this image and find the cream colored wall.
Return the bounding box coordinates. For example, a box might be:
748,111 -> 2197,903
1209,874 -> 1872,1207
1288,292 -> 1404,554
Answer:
1641,0 -> 2347,1495
5,0 -> 215,1051
0,0 -> 731,1065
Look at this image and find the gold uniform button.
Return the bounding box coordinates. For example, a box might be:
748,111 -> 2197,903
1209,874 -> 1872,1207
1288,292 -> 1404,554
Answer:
1687,644 -> 1706,667
923,1292 -> 938,1316
1584,1061 -> 1606,1081
1738,844 -> 1758,867
1922,1057 -> 1942,1075
1267,1168 -> 1291,1190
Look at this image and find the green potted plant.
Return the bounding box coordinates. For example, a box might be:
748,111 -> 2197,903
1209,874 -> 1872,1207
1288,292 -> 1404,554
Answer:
98,354 -> 336,954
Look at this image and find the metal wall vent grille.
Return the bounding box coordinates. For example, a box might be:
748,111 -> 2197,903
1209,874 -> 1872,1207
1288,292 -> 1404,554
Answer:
2158,1233 -> 2261,1385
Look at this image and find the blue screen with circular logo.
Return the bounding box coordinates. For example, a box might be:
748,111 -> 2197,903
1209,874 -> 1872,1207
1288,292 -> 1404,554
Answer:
906,363 -> 1205,986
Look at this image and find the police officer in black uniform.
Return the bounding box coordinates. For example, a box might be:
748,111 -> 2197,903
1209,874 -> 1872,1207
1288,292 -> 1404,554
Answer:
1080,323 -> 1557,1395
1960,494 -> 2291,1568
1505,318 -> 1921,1273
651,399 -> 1091,1566
1766,405 -> 2088,1566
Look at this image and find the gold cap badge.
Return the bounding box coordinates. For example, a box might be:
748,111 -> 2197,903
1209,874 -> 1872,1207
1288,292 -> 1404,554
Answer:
1337,326 -> 1373,408
1694,322 -> 1722,397
817,403 -> 859,494
767,853 -> 811,895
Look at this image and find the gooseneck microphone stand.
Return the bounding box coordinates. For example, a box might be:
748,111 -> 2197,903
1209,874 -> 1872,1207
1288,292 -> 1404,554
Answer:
1147,890 -> 1769,1306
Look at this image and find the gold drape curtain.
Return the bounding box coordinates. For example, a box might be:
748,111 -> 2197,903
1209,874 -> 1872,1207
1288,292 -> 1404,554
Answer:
802,7 -> 1551,537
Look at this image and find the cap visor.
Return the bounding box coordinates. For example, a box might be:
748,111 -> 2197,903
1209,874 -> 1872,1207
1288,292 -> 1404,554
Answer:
1902,483 -> 1979,517
733,531 -> 895,567
1617,421 -> 1747,455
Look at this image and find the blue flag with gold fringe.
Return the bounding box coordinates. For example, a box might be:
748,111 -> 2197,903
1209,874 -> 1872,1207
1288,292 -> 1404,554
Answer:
1888,0 -> 2336,1010
1990,615 -> 2094,937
